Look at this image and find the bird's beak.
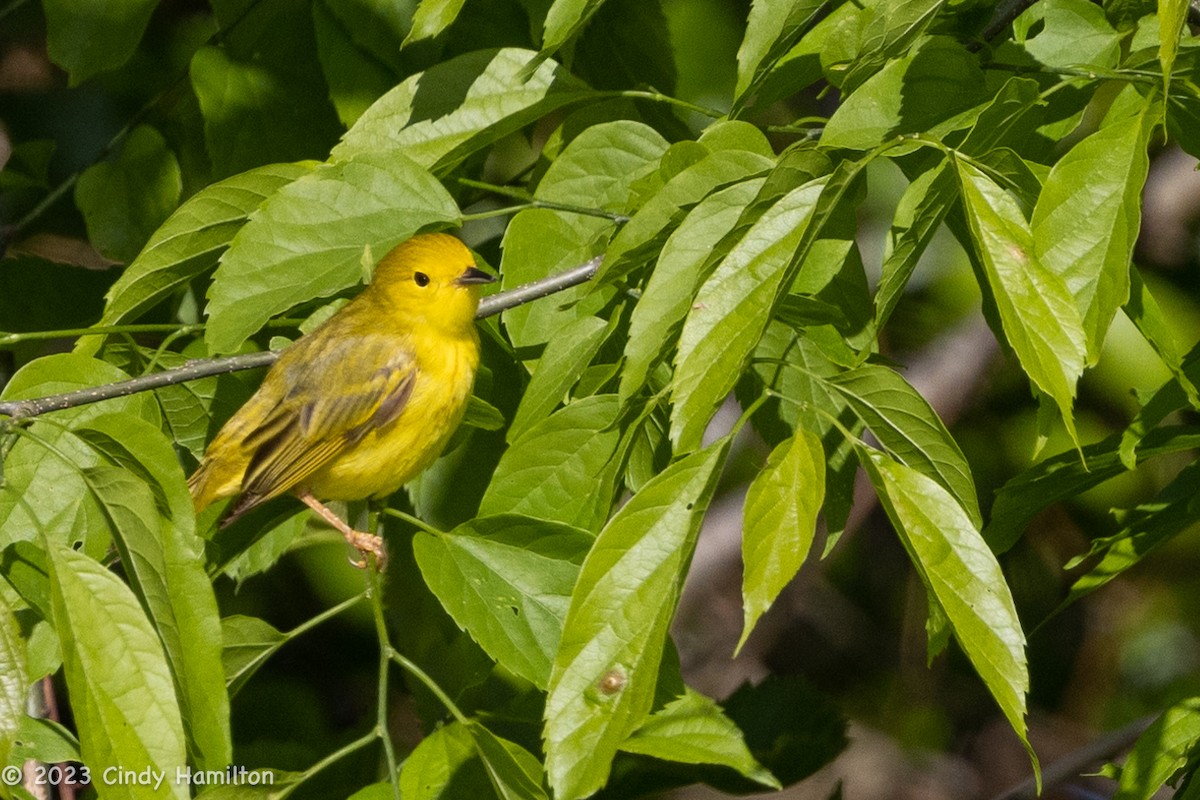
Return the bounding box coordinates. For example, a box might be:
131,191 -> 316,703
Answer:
456,266 -> 496,286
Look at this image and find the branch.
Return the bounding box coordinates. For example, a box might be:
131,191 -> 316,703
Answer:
0,256 -> 602,422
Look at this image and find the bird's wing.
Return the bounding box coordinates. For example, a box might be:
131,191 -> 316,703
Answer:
224,342 -> 417,522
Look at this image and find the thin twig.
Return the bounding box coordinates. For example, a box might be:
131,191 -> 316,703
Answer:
989,715 -> 1156,800
0,257 -> 601,421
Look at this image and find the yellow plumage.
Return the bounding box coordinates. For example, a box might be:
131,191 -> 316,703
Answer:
188,233 -> 494,565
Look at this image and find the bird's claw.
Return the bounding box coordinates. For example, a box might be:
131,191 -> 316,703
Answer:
345,530 -> 387,571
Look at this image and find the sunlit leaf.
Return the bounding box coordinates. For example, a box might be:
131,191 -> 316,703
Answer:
621,689 -> 779,788
97,162 -> 314,329
415,515 -> 592,688
672,177 -> 828,451
862,449 -> 1036,777
956,159 -> 1086,446
621,178 -> 766,403
0,592 -> 24,768
1114,696 -> 1200,800
1031,92 -> 1156,362
405,0 -> 468,45
47,542 -> 189,799
826,364 -> 980,525
334,48 -> 591,174
739,427 -> 824,652
205,151 -> 459,353
545,440 -> 729,799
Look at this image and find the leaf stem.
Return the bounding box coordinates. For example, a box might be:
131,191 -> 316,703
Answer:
458,178 -> 631,222
277,731 -> 378,799
285,591 -> 367,641
381,507 -> 441,536
388,649 -> 469,725
365,538 -> 402,800
608,89 -> 725,120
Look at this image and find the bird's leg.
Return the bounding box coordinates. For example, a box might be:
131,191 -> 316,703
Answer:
298,492 -> 387,570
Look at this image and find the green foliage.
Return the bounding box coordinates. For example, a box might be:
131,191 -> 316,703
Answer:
3,0 -> 1200,798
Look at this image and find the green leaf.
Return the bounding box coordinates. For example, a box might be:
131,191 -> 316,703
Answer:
826,364 -> 981,526
597,149 -> 774,285
467,721 -> 549,800
189,42 -> 342,179
536,120 -> 669,211
545,439 -> 729,800
499,210 -> 613,354
47,542 -> 188,799
542,0 -> 609,57
414,514 -> 593,688
75,414 -> 231,770
145,347 -> 263,462
205,151 -> 459,352
42,0 -> 156,85
621,178 -> 766,403
221,615 -> 285,697
10,716 -> 82,764
986,425 -> 1200,553
75,126 -> 182,264
621,689 -> 779,788
875,161 -> 955,328
97,162 -> 314,329
839,0 -> 950,93
862,450 -> 1036,777
0,355 -> 157,549
956,159 -> 1087,446
1013,0 -> 1121,69
671,177 -> 828,451
464,395 -> 506,432
1031,94 -> 1156,362
1160,0 -> 1190,95
312,0 -> 405,127
1122,270 -> 1200,433
821,37 -> 986,150
741,322 -> 859,548
734,0 -> 827,108
739,427 -> 824,652
484,394 -> 622,531
0,592 -> 24,768
0,541 -> 51,621
399,722 -> 493,800
334,48 -> 591,174
405,0 -> 468,45
508,316 -> 611,442
1058,461 -> 1200,613
1114,696 -> 1200,800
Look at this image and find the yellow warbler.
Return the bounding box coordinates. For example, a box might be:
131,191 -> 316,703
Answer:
188,232 -> 495,566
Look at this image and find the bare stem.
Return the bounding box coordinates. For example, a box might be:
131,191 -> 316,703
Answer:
0,257 -> 600,421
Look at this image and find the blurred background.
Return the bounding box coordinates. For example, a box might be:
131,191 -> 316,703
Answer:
3,1 -> 1200,798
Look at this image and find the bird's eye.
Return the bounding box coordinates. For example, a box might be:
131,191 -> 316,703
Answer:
413,272 -> 430,287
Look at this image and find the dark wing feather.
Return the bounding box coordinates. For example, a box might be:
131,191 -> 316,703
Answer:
223,342 -> 417,523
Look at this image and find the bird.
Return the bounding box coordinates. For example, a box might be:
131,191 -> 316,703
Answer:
188,232 -> 495,568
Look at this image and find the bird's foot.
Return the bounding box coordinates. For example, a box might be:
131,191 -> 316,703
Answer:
344,529 -> 387,571
298,491 -> 387,571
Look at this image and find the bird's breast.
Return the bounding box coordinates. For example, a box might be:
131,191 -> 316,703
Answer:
306,333 -> 479,500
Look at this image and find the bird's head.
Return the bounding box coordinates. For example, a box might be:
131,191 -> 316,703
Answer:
370,233 -> 495,334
